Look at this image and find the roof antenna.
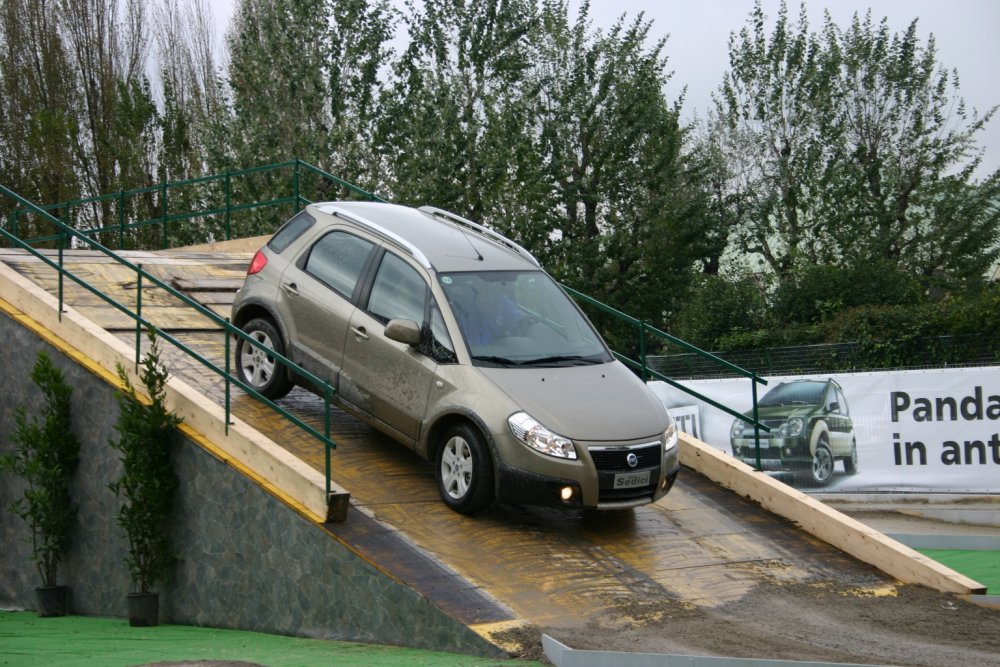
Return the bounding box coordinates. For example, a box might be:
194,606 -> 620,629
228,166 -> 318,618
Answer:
460,226 -> 485,261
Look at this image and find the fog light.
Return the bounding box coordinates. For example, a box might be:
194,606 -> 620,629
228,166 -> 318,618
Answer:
560,486 -> 574,501
784,447 -> 792,456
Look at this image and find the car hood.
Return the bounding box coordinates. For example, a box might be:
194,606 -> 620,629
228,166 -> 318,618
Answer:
742,404 -> 819,421
479,361 -> 669,441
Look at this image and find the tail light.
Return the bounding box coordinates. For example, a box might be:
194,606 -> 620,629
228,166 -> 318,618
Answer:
247,249 -> 268,276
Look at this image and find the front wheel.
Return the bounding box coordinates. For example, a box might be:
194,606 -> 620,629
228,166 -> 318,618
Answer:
235,318 -> 293,400
810,438 -> 835,487
436,423 -> 494,514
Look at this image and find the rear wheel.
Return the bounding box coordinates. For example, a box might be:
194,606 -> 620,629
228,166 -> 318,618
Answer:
436,423 -> 494,514
236,317 -> 293,400
844,439 -> 859,475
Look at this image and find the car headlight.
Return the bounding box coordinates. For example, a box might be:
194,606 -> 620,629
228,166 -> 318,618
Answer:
508,412 -> 577,460
785,417 -> 804,437
731,419 -> 745,439
664,412 -> 678,452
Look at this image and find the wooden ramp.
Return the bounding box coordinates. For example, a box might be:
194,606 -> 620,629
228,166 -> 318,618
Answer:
1,247 -> 991,664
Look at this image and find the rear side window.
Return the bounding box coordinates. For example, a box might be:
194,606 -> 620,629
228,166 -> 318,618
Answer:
304,231 -> 375,298
267,211 -> 315,253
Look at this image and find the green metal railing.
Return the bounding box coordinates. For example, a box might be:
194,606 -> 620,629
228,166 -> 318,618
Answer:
0,169 -> 383,521
3,159 -> 770,476
6,160 -> 385,251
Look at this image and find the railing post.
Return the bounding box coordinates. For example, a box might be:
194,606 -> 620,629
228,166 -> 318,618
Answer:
135,263 -> 143,369
225,319 -> 232,435
57,230 -> 65,321
118,190 -> 126,250
639,321 -> 649,381
324,383 -> 333,497
10,208 -> 18,238
293,160 -> 301,209
224,171 -> 232,240
161,182 -> 169,249
751,372 -> 762,471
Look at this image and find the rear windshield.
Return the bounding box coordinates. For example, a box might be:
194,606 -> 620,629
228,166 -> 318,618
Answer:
267,211 -> 315,253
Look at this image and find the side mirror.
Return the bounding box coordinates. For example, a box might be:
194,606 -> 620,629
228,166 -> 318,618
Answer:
829,401 -> 840,413
385,319 -> 422,346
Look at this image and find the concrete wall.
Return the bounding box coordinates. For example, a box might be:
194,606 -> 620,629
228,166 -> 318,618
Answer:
0,311 -> 502,658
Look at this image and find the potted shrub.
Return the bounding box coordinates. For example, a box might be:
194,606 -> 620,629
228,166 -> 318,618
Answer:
0,351 -> 81,617
108,330 -> 182,627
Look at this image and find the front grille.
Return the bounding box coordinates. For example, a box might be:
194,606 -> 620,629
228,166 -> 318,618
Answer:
590,442 -> 662,503
589,442 -> 661,473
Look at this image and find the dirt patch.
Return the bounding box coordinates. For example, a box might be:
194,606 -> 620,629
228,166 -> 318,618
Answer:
543,582 -> 1000,666
137,663 -> 266,667
490,624 -> 550,663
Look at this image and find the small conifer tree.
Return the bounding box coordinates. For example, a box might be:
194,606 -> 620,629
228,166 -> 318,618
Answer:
108,330 -> 181,594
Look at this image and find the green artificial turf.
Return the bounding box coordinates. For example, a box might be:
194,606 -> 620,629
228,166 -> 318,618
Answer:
0,611 -> 539,667
918,549 -> 1000,593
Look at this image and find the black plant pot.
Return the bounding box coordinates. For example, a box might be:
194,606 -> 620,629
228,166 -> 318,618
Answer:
35,585 -> 68,617
127,592 -> 159,627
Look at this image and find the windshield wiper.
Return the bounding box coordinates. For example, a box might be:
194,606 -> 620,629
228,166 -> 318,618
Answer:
471,355 -> 520,367
520,354 -> 603,367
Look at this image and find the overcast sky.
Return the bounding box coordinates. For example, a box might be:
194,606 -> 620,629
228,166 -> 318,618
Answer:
209,0 -> 999,178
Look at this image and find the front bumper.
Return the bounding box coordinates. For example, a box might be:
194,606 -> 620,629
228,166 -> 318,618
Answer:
732,436 -> 811,471
495,446 -> 680,510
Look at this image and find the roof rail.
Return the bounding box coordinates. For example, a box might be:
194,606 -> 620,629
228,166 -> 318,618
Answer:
317,204 -> 433,269
418,206 -> 540,267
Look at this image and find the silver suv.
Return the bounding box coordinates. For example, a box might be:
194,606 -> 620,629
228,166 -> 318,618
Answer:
231,202 -> 679,513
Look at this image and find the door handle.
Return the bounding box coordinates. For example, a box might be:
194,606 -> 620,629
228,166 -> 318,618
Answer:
351,326 -> 369,341
281,282 -> 299,297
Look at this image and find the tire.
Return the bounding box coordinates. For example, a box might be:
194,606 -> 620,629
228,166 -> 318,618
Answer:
810,437 -> 835,487
235,317 -> 293,400
436,422 -> 494,514
844,439 -> 860,475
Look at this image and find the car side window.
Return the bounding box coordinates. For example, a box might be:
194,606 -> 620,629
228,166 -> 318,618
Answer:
303,231 -> 375,298
368,252 -> 427,325
268,211 -> 315,253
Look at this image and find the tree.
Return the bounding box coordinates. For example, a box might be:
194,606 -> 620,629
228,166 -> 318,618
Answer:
60,0 -> 159,240
153,0 -> 230,246
0,0 -> 81,239
525,1 -> 707,345
109,331 -> 181,596
325,0 -> 397,188
380,1 -> 710,352
379,0 -> 536,216
822,13 -> 1000,290
712,1 -> 1000,292
713,1 -> 838,283
228,0 -> 393,173
0,352 -> 81,593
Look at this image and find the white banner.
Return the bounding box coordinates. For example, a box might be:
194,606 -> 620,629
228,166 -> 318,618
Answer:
649,366 -> 1000,494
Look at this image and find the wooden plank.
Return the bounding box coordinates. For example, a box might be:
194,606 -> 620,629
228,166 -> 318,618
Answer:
679,433 -> 987,595
171,278 -> 245,292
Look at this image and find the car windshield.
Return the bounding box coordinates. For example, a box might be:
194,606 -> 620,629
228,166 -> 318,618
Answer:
759,381 -> 826,407
438,270 -> 611,367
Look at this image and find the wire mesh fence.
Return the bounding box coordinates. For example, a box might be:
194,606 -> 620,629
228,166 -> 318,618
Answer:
649,334 -> 1000,380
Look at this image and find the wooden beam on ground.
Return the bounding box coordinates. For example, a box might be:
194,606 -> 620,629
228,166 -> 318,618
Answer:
679,433 -> 986,595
